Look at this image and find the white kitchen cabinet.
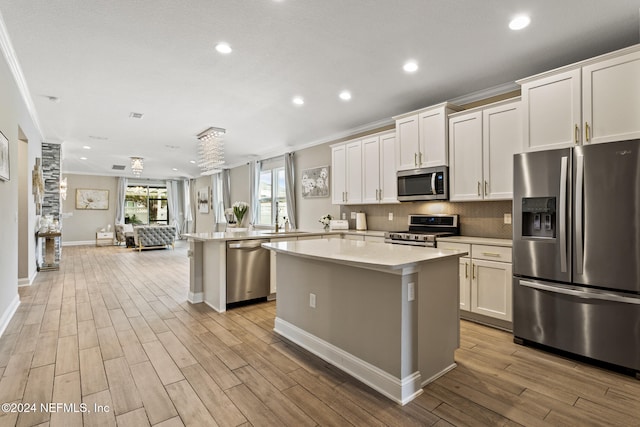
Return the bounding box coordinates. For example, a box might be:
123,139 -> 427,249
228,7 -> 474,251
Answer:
439,241 -> 512,323
449,98 -> 521,201
362,131 -> 397,204
331,140 -> 362,204
519,45 -> 640,151
394,102 -> 462,171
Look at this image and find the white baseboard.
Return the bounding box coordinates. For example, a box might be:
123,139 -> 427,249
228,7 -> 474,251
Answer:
203,299 -> 225,313
0,294 -> 20,338
62,240 -> 95,246
188,292 -> 203,304
274,317 -> 424,405
18,269 -> 38,287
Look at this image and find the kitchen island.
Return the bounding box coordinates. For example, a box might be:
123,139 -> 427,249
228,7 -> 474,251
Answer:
263,238 -> 466,405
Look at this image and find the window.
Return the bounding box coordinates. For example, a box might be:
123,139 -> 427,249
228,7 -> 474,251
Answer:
124,186 -> 168,225
258,166 -> 286,226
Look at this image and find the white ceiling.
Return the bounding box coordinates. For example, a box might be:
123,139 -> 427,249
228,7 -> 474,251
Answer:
1,1 -> 639,179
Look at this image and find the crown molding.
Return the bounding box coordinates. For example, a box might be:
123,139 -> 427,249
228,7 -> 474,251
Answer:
0,11 -> 45,142
448,81 -> 519,106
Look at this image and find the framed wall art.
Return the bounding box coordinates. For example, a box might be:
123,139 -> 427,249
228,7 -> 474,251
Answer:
198,187 -> 210,213
0,131 -> 9,181
301,165 -> 329,198
76,188 -> 109,210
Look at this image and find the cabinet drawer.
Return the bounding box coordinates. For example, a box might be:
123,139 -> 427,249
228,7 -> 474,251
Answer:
472,244 -> 512,262
437,242 -> 470,254
97,232 -> 113,239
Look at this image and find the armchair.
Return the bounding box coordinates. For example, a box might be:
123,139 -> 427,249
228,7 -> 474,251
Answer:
115,224 -> 135,247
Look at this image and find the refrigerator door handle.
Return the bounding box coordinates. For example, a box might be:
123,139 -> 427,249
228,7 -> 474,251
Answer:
559,156 -> 568,273
575,154 -> 584,274
519,280 -> 640,305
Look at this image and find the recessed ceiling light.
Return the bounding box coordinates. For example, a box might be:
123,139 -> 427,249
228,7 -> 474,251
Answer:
509,15 -> 531,30
215,42 -> 232,54
172,168 -> 178,171
339,91 -> 352,101
292,96 -> 304,105
403,61 -> 418,73
129,112 -> 144,119
47,96 -> 60,103
189,160 -> 196,164
80,157 -> 88,160
82,145 -> 91,150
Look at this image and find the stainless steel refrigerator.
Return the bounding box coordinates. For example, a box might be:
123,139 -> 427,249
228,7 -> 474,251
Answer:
513,139 -> 640,374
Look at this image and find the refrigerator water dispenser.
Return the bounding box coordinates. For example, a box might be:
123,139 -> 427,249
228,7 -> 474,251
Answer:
521,197 -> 556,239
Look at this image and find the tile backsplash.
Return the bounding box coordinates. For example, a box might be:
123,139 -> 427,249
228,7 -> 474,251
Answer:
340,200 -> 513,239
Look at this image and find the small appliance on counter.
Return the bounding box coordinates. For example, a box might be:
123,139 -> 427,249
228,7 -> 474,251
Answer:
355,212 -> 367,230
329,219 -> 348,230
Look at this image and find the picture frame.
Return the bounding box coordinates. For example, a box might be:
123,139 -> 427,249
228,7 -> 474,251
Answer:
198,187 -> 210,213
76,188 -> 110,210
0,131 -> 9,181
301,165 -> 330,198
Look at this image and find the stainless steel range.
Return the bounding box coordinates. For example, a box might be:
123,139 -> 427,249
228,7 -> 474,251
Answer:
384,214 -> 459,247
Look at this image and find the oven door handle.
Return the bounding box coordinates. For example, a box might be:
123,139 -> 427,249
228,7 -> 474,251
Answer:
519,280 -> 640,305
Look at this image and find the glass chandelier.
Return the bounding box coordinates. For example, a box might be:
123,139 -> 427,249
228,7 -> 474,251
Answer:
130,157 -> 144,177
197,127 -> 225,175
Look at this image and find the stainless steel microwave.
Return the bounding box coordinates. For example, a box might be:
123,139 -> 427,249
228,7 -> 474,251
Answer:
397,166 -> 448,201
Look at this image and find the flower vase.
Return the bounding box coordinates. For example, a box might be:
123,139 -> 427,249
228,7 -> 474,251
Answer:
324,224 -> 330,232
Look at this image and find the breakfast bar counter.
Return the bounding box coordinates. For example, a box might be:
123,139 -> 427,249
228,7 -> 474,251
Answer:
262,238 -> 467,405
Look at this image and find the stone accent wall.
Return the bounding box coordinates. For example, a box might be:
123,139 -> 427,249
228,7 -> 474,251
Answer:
42,142 -> 61,219
41,142 -> 61,263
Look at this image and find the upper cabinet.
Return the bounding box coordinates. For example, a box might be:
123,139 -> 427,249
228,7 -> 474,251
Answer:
332,131 -> 397,205
449,98 -> 521,201
519,45 -> 640,152
362,131 -> 397,204
394,102 -> 463,170
331,140 -> 362,205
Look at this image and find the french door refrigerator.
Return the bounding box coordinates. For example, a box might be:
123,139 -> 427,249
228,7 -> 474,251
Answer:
513,139 -> 640,374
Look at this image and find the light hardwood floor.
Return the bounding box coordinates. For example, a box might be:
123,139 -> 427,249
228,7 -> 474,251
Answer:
0,242 -> 638,426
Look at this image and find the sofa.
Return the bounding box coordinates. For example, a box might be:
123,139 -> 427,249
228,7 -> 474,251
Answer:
133,225 -> 176,251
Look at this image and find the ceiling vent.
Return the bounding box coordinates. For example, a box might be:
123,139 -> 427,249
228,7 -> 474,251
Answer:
112,164 -> 126,170
129,112 -> 144,119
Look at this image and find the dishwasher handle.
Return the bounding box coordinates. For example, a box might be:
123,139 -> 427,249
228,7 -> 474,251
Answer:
228,240 -> 268,249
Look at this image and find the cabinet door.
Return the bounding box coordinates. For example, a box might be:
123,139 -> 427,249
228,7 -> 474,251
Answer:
345,141 -> 362,204
419,107 -> 448,167
379,132 -> 397,203
449,111 -> 483,201
395,114 -> 419,170
331,145 -> 346,205
583,49 -> 640,145
471,259 -> 512,321
482,101 -> 521,200
521,68 -> 581,152
362,136 -> 381,204
459,258 -> 471,311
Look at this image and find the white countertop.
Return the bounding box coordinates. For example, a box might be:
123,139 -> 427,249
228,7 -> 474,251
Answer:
438,235 -> 512,247
182,229 -> 386,242
263,238 -> 467,271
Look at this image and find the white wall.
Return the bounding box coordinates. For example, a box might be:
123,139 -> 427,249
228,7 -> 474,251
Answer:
61,174 -> 118,244
0,47 -> 42,335
193,175 -> 215,233
229,163 -> 251,220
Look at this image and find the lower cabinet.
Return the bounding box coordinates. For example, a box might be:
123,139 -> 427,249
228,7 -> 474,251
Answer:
440,241 -> 512,324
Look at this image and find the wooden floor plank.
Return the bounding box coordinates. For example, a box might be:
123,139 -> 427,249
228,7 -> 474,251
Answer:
2,243 -> 638,427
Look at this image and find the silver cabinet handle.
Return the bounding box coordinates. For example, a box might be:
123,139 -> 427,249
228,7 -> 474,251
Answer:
574,124 -> 579,144
414,153 -> 418,167
464,262 -> 469,279
484,180 -> 488,196
585,121 -> 590,142
559,156 -> 568,273
481,252 -> 501,257
419,152 -> 423,166
477,182 -> 481,196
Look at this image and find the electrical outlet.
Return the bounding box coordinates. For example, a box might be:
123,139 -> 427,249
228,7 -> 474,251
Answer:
350,212 -> 356,219
408,282 -> 415,301
309,293 -> 316,308
341,212 -> 346,220
388,212 -> 393,221
504,213 -> 512,224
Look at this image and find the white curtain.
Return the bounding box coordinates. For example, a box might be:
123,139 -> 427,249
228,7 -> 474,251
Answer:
222,169 -> 231,211
249,160 -> 261,225
166,180 -> 180,236
284,152 -> 297,229
212,173 -> 225,224
189,179 -> 197,232
182,179 -> 192,233
115,177 -> 128,224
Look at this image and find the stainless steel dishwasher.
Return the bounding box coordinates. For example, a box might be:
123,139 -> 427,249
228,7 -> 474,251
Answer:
226,239 -> 271,305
